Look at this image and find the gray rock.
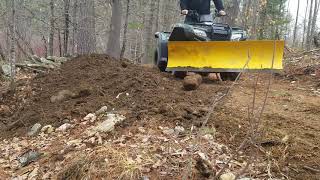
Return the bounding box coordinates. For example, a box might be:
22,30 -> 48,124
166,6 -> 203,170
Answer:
95,106 -> 108,116
141,176 -> 150,180
91,113 -> 126,133
175,126 -> 185,134
50,90 -> 76,103
27,123 -> 42,136
220,172 -> 236,180
41,125 -> 55,134
18,150 -> 41,167
162,128 -> 175,136
56,123 -> 72,132
1,64 -> 11,76
93,120 -> 116,133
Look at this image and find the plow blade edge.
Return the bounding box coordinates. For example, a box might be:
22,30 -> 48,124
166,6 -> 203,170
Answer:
167,40 -> 284,72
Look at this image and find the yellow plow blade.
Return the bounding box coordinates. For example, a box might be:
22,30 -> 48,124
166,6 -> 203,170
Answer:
167,40 -> 284,72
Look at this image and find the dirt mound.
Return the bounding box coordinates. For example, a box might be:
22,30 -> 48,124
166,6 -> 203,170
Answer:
0,54 -> 221,137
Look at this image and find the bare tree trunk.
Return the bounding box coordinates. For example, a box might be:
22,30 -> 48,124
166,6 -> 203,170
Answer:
72,0 -> 78,55
0,43 -> 6,62
42,35 -> 48,57
58,29 -> 62,57
107,0 -> 122,59
310,0 -> 319,48
293,0 -> 300,47
302,0 -> 310,48
77,0 -> 96,55
9,0 -> 16,90
49,0 -> 55,56
306,0 -> 314,50
64,0 -> 70,56
142,0 -> 156,64
120,0 -> 130,59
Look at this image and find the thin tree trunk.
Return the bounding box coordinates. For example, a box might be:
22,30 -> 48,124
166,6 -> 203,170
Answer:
0,43 -> 6,62
302,0 -> 310,48
107,0 -> 122,59
72,0 -> 78,55
306,0 -> 314,50
77,0 -> 96,54
9,0 -> 16,90
49,0 -> 55,56
64,0 -> 70,56
310,0 -> 319,48
42,35 -> 48,57
58,29 -> 62,57
293,0 -> 300,46
120,0 -> 130,59
142,0 -> 156,64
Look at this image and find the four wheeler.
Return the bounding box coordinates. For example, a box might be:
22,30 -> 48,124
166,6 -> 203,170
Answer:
154,10 -> 248,81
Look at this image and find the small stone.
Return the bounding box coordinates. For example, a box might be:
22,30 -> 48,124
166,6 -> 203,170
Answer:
56,123 -> 72,132
50,90 -> 76,103
18,150 -> 41,167
203,134 -> 214,140
83,113 -> 97,122
162,128 -> 175,136
95,106 -> 108,116
90,113 -> 126,134
138,127 -> 146,133
175,126 -> 185,134
1,64 -> 11,76
183,74 -> 203,91
141,176 -> 150,180
28,167 -> 39,179
220,172 -> 236,180
93,120 -> 116,133
41,125 -> 55,134
27,123 -> 42,136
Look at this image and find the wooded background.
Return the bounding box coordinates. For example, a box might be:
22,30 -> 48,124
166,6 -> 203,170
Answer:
0,0 -> 319,66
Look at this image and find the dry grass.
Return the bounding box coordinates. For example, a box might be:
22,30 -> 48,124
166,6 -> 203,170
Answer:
57,146 -> 143,180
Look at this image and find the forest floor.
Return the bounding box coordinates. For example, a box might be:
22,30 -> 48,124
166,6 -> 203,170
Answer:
0,54 -> 319,179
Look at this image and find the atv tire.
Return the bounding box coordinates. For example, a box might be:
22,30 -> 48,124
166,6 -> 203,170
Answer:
220,72 -> 240,81
154,50 -> 167,72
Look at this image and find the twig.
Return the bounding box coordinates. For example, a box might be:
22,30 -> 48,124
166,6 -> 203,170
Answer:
202,50 -> 252,127
303,166 -> 320,173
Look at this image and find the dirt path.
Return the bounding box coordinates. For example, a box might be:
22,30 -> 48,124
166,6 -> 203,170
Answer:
207,75 -> 320,180
0,55 -> 319,179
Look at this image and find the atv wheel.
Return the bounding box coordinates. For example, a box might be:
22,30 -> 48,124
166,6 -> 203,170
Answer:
220,72 -> 240,81
154,50 -> 167,72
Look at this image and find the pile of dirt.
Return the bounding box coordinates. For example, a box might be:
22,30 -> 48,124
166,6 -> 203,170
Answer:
0,54 -> 223,137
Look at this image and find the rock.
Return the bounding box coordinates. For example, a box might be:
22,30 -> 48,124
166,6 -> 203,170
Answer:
0,105 -> 11,116
162,128 -> 175,136
83,113 -> 97,122
1,64 -> 11,76
41,125 -> 55,134
50,90 -> 76,103
27,123 -> 42,136
91,113 -> 126,133
208,73 -> 221,81
175,126 -> 185,134
18,150 -> 41,167
183,74 -> 203,91
95,106 -> 108,116
203,134 -> 214,140
220,172 -> 236,180
56,123 -> 72,132
28,167 -> 39,179
141,176 -> 150,180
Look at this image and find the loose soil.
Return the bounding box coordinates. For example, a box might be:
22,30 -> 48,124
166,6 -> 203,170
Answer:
0,54 -> 319,179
